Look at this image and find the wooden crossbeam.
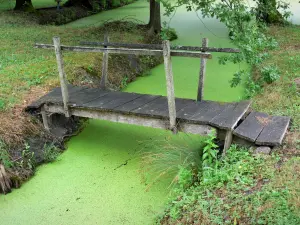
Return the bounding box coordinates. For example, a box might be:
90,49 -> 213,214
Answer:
34,43 -> 212,59
80,41 -> 240,53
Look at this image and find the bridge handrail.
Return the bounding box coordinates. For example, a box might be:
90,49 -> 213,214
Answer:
79,41 -> 240,53
35,36 -> 240,133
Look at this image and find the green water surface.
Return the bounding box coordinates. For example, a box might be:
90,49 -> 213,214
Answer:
0,1 -> 249,224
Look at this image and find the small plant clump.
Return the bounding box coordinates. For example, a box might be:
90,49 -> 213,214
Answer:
157,145 -> 300,225
43,143 -> 61,163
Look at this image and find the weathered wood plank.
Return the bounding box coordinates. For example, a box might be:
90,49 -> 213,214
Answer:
223,130 -> 233,155
197,38 -> 208,101
80,41 -> 240,53
233,111 -> 269,142
45,104 -> 214,136
69,88 -> 110,106
27,85 -> 87,110
98,93 -> 142,110
41,105 -> 50,131
177,101 -> 228,125
82,92 -> 136,109
210,101 -> 251,130
256,116 -> 290,146
53,37 -> 69,117
114,95 -> 161,112
176,101 -> 207,120
163,40 -> 177,132
35,44 -> 212,59
133,96 -> 168,118
100,34 -> 109,88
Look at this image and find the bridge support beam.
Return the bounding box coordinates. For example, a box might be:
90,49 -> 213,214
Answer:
223,130 -> 233,155
41,105 -> 50,131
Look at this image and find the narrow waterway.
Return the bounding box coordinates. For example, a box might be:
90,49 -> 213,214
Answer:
1,1 -> 299,224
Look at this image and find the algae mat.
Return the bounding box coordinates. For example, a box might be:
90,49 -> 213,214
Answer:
1,1 -> 246,224
0,121 -> 180,224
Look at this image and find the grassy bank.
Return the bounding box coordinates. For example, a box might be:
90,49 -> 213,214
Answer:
157,25 -> 300,224
0,9 -> 161,192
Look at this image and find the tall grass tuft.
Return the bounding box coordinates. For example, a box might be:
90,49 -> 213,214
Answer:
139,134 -> 207,191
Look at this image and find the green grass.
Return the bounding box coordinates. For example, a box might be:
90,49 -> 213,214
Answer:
0,0 -> 67,11
158,145 -> 300,224
0,11 -> 145,110
252,25 -> 300,132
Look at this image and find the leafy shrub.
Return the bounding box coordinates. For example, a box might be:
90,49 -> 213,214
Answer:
43,143 -> 60,163
0,141 -> 13,168
260,65 -> 281,83
0,99 -> 5,111
161,22 -> 178,41
158,146 -> 300,224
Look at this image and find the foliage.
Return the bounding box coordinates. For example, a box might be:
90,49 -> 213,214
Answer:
15,143 -> 35,170
162,0 -> 290,98
253,0 -> 291,24
158,145 -> 300,224
251,25 -> 300,132
260,65 -> 281,84
0,140 -> 13,168
160,21 -> 178,41
43,143 -> 60,163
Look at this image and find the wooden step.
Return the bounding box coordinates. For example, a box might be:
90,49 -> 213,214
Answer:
234,112 -> 290,146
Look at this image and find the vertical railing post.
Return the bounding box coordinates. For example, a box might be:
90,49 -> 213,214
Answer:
197,38 -> 208,101
162,40 -> 177,133
53,36 -> 70,117
100,34 -> 109,89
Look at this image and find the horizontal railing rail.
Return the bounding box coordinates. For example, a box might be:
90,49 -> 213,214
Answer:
79,41 -> 240,53
34,43 -> 212,59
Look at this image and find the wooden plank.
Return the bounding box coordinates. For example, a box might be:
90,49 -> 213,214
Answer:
233,111 -> 269,142
98,93 -> 143,110
256,116 -> 290,146
177,101 -> 229,124
159,98 -> 196,117
210,101 -> 251,130
176,101 -> 206,120
100,34 -> 109,88
35,44 -> 212,59
223,130 -> 233,155
41,105 -> 50,131
80,41 -> 240,53
68,88 -> 110,106
53,37 -> 70,117
82,92 -> 135,109
132,96 -> 168,118
26,85 -> 87,110
163,40 -> 177,131
114,94 -> 161,112
197,38 -> 208,101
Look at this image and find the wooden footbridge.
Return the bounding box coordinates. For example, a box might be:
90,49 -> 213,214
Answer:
27,37 -> 290,153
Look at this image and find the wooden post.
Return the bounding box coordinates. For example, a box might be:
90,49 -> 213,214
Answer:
53,36 -> 70,117
41,105 -> 50,131
197,38 -> 208,101
100,34 -> 109,89
223,130 -> 233,156
162,40 -> 177,133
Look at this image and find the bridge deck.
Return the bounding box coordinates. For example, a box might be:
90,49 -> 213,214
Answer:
27,85 -> 290,147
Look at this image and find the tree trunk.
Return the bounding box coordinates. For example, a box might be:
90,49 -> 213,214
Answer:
14,0 -> 34,11
257,0 -> 283,24
148,0 -> 161,35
